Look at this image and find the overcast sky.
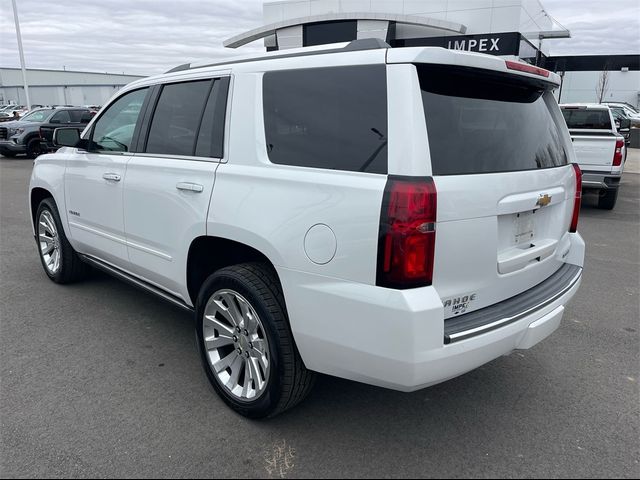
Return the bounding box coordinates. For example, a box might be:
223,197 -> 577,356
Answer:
1,0 -> 638,76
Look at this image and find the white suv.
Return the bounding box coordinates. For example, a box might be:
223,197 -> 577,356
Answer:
29,40 -> 585,418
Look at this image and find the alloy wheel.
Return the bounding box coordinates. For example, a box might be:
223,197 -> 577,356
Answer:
38,210 -> 61,274
202,289 -> 271,401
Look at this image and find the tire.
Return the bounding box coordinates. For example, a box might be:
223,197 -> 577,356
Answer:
35,198 -> 90,283
598,188 -> 619,210
196,262 -> 315,418
26,138 -> 42,159
1,150 -> 17,158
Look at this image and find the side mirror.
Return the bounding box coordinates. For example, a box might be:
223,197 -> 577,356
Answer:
53,127 -> 82,148
619,118 -> 631,132
50,118 -> 61,124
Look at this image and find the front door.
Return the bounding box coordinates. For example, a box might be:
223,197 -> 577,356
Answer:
64,88 -> 149,269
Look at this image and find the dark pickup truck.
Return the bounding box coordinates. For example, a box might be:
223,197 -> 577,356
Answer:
0,107 -> 93,158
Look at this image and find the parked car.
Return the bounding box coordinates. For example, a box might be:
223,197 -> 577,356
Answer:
601,102 -> 640,120
560,104 -> 627,209
608,107 -> 635,144
0,107 -> 92,158
0,106 -> 26,122
30,40 -> 585,418
607,104 -> 640,130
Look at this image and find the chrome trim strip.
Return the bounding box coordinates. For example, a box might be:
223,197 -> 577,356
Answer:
80,254 -> 193,313
447,268 -> 582,343
69,221 -> 127,245
125,240 -> 173,261
70,222 -> 173,261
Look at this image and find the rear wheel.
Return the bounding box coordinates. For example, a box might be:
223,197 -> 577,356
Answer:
196,263 -> 315,418
0,150 -> 17,158
598,188 -> 618,210
35,198 -> 90,283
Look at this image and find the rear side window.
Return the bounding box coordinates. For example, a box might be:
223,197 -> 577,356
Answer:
146,80 -> 212,157
68,110 -> 89,123
194,78 -> 230,158
561,108 -> 611,130
419,65 -> 567,176
263,65 -> 388,174
51,110 -> 71,123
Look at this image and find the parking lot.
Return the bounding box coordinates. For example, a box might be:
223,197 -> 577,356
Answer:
0,152 -> 638,478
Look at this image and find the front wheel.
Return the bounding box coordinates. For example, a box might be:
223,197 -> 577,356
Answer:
196,263 -> 315,418
26,138 -> 43,159
35,198 -> 90,283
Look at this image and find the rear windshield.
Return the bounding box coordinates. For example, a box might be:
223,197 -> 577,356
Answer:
418,65 -> 567,176
561,108 -> 611,130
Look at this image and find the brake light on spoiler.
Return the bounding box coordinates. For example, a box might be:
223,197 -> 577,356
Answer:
505,60 -> 551,78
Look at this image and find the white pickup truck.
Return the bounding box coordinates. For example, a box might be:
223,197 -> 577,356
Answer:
560,104 -> 627,209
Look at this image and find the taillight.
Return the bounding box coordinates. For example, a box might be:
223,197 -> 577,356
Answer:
613,138 -> 624,167
377,177 -> 437,289
570,164 -> 582,233
505,60 -> 551,78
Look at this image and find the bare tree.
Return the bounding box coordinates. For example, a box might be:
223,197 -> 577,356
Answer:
596,69 -> 610,103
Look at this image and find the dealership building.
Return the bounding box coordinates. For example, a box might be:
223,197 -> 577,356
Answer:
0,68 -> 143,107
224,0 -> 639,107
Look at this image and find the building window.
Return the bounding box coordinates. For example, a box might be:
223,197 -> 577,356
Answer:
303,21 -> 357,47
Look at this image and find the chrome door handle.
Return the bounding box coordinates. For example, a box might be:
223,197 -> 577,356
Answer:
176,182 -> 204,193
102,173 -> 121,182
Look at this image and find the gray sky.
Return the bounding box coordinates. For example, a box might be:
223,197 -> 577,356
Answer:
1,0 -> 638,76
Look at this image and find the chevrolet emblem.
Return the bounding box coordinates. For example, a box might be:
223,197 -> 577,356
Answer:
536,194 -> 552,208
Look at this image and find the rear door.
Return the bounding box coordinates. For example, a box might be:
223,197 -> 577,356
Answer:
123,77 -> 230,301
414,64 -> 578,317
561,107 -> 617,170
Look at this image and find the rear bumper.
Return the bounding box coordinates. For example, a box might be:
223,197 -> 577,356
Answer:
582,170 -> 622,190
280,232 -> 585,392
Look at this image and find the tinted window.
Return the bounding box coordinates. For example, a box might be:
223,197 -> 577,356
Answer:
51,110 -> 71,123
303,21 -> 357,47
146,80 -> 211,156
195,77 -> 230,158
561,108 -> 612,130
419,65 -> 567,175
91,88 -> 148,152
68,110 -> 90,123
263,65 -> 388,174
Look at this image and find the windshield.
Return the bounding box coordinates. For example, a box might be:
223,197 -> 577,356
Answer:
21,109 -> 55,122
418,65 -> 567,175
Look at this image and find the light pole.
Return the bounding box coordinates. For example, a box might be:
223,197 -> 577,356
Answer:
11,0 -> 31,110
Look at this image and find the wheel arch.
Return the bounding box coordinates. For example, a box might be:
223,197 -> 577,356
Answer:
30,187 -> 54,230
186,236 -> 282,306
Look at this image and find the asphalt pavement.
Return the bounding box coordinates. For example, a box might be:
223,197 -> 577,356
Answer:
1,152 -> 639,478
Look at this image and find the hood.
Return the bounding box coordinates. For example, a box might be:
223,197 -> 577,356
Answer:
0,120 -> 34,129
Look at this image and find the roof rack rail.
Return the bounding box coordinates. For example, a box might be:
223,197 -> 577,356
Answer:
166,63 -> 191,73
164,39 -> 390,74
343,38 -> 390,51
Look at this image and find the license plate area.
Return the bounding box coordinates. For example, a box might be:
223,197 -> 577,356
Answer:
514,211 -> 535,245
